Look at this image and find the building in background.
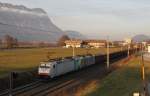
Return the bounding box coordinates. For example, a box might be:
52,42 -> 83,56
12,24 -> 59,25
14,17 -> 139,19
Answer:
148,44 -> 150,53
64,39 -> 106,48
84,40 -> 106,48
125,38 -> 132,44
123,38 -> 133,46
65,40 -> 83,48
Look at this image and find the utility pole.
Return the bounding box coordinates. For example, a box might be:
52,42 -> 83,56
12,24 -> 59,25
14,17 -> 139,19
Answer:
128,44 -> 130,57
72,39 -> 75,57
86,48 -> 89,55
107,36 -> 110,69
121,46 -> 122,51
141,46 -> 146,96
73,45 -> 75,57
135,44 -> 137,54
9,72 -> 13,96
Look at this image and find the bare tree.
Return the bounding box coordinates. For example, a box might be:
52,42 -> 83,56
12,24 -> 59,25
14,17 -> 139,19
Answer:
57,35 -> 70,46
4,35 -> 13,48
3,35 -> 18,48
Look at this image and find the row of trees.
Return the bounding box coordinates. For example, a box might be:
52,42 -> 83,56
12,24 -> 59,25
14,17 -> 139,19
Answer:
0,34 -> 70,49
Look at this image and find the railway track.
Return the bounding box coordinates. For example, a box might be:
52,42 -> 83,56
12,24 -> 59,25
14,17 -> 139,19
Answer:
30,80 -> 80,96
16,79 -> 71,96
0,80 -> 42,96
0,76 -> 81,96
16,76 -> 88,96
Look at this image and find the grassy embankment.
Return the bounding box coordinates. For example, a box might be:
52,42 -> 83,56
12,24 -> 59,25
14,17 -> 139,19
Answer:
85,56 -> 150,96
0,47 -> 121,77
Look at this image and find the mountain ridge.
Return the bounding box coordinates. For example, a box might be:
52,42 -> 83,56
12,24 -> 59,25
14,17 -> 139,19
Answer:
0,2 -> 86,42
0,2 -> 65,42
0,2 -> 46,14
132,34 -> 150,42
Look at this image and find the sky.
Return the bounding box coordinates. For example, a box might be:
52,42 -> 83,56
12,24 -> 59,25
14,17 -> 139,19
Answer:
0,0 -> 150,40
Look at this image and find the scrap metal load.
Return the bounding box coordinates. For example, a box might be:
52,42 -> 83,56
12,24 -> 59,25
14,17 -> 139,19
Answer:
38,49 -> 138,79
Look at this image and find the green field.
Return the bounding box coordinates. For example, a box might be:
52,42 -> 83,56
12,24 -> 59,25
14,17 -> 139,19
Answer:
0,47 -> 121,76
87,56 -> 150,96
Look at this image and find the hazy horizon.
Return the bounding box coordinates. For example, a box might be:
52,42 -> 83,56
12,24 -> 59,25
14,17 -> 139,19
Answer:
0,0 -> 150,40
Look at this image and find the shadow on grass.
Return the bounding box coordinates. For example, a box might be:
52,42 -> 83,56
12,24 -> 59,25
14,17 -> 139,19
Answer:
86,65 -> 143,96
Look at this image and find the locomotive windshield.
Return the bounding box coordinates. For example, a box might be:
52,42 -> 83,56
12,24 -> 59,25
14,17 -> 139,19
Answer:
40,66 -> 50,68
40,62 -> 54,68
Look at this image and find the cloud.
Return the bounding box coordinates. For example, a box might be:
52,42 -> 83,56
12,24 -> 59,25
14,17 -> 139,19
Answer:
1,0 -> 150,18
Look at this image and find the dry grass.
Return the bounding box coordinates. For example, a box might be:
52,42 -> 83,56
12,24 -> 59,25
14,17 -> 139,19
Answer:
75,80 -> 99,96
86,57 -> 144,96
0,47 -> 121,76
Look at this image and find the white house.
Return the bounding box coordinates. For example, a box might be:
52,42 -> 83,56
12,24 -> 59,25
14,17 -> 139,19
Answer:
65,40 -> 83,48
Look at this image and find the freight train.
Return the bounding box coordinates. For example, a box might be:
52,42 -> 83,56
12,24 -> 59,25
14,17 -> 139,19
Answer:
38,49 -> 136,79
